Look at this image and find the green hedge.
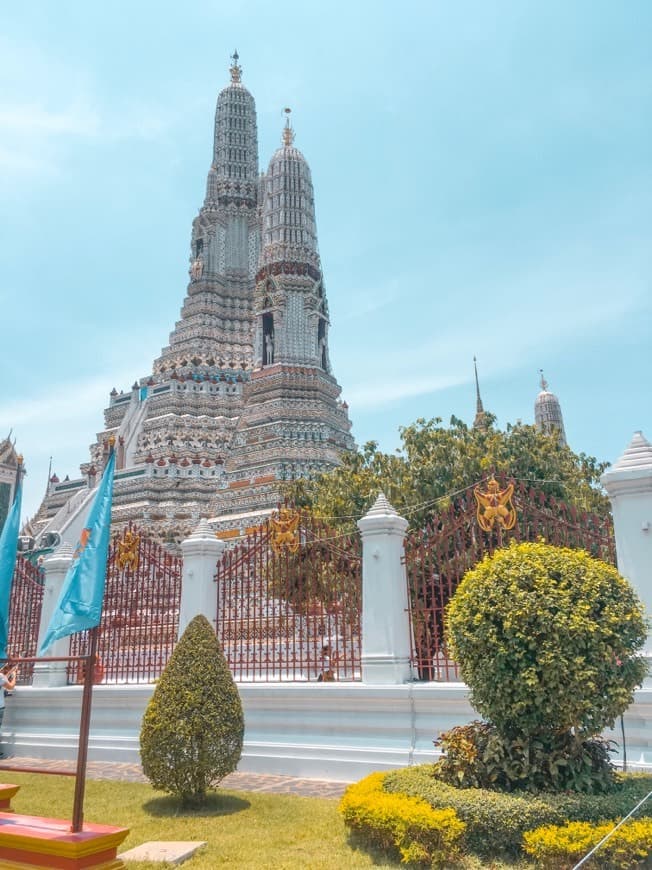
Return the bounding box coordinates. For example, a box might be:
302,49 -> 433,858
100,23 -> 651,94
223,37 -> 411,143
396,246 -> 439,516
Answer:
339,772 -> 465,867
383,767 -> 652,857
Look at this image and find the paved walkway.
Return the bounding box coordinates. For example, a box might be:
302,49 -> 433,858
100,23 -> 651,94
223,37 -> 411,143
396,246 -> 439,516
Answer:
0,756 -> 348,799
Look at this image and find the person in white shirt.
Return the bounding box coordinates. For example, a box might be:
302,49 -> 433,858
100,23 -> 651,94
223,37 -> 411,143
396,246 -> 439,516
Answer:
0,664 -> 17,759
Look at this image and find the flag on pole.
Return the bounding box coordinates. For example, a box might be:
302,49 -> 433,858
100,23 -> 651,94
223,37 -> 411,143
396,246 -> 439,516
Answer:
38,449 -> 116,655
0,458 -> 23,659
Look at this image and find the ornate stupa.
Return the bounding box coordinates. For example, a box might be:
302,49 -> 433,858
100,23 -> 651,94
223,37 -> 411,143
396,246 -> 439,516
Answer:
534,370 -> 567,445
31,55 -> 353,545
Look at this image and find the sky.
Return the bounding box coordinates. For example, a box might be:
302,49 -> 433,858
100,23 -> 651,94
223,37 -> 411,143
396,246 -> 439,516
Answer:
0,1 -> 650,522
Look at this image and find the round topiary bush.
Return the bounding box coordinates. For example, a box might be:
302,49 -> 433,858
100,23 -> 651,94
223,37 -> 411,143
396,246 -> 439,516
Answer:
446,541 -> 647,739
140,614 -> 244,807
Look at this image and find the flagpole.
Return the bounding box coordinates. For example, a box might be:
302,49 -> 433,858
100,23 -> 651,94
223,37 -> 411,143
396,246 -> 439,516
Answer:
71,626 -> 98,832
70,435 -> 114,833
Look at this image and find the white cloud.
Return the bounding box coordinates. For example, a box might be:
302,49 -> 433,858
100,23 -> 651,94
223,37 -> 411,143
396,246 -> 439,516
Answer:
339,280 -> 643,410
0,104 -> 101,137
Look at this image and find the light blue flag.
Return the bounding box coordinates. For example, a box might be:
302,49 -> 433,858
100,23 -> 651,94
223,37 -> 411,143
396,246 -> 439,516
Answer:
0,471 -> 23,659
38,451 -> 116,655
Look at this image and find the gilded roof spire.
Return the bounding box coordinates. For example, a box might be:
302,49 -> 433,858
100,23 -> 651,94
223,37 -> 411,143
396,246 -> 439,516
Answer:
473,356 -> 488,429
539,368 -> 549,391
282,107 -> 295,146
230,49 -> 242,83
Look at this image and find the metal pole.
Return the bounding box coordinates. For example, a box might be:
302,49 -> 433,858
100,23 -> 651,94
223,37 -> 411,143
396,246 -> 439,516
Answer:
71,627 -> 98,832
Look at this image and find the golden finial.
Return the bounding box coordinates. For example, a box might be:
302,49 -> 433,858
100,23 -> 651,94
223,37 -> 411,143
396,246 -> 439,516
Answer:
16,454 -> 23,466
539,369 -> 549,391
108,435 -> 116,448
282,107 -> 295,146
230,50 -> 242,84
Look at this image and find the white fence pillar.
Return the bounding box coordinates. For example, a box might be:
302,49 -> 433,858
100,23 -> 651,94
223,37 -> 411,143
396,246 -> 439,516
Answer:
178,519 -> 225,639
601,431 -> 652,658
357,493 -> 413,684
33,542 -> 74,688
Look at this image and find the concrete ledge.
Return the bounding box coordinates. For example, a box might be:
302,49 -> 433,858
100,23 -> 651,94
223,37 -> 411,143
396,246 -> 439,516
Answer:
3,682 -> 650,781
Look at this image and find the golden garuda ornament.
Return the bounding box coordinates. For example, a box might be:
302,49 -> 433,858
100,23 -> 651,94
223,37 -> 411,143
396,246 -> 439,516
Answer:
473,476 -> 517,532
270,508 -> 300,554
115,528 -> 140,571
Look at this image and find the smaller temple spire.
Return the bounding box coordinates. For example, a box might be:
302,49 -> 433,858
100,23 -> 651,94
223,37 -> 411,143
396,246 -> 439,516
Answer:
230,49 -> 242,83
282,107 -> 295,146
473,357 -> 488,429
534,371 -> 567,446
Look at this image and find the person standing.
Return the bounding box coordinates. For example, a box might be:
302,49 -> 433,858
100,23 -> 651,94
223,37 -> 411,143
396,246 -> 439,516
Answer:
0,664 -> 17,758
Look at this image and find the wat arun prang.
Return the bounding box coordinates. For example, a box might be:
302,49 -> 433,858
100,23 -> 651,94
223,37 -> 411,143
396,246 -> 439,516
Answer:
32,54 -> 353,545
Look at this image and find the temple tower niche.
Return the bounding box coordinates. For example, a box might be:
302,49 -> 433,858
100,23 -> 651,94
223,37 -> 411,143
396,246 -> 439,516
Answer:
535,371 -> 567,446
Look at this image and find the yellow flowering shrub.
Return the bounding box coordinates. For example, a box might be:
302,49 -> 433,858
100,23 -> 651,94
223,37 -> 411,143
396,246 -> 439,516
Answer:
339,772 -> 465,867
523,818 -> 652,868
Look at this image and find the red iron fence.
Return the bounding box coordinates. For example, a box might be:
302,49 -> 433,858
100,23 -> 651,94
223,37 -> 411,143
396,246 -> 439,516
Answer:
68,524 -> 182,684
8,556 -> 44,685
215,510 -> 362,682
404,479 -> 616,682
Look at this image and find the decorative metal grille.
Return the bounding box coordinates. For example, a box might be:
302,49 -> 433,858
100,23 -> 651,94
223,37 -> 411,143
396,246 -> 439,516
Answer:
8,556 -> 44,684
215,510 -> 361,682
68,524 -> 182,684
404,479 -> 616,682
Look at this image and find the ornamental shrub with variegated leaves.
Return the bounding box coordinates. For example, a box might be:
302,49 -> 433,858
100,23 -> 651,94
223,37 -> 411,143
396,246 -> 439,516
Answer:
446,541 -> 647,740
140,614 -> 244,807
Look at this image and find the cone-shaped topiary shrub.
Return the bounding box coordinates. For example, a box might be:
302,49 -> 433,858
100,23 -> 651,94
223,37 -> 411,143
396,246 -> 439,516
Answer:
140,614 -> 244,806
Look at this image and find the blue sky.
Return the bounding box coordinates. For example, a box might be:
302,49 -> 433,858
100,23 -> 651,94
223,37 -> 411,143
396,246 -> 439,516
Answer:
1,1 -> 650,522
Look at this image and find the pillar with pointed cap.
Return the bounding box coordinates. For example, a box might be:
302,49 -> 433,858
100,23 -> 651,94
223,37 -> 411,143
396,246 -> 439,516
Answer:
602,431 -> 652,663
357,493 -> 413,684
33,542 -> 75,687
179,519 -> 225,638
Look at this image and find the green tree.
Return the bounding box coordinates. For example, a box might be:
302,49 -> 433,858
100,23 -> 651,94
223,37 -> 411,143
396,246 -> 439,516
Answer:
285,417 -> 609,528
140,614 -> 244,807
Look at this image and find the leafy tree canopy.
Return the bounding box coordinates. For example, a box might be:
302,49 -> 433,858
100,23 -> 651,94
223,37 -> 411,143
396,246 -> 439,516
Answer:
285,416 -> 609,528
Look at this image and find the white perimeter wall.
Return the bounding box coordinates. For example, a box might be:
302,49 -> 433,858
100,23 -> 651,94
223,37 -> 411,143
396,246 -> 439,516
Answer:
4,682 -> 651,782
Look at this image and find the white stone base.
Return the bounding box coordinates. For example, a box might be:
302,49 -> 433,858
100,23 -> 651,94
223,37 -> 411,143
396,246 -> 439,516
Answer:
3,682 -> 651,781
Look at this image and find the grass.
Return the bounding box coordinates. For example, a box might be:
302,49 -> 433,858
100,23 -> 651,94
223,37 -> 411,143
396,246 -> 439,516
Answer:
7,773 -> 399,869
4,773 -> 543,868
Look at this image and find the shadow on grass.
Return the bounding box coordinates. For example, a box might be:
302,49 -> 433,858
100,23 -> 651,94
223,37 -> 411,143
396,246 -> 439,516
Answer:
345,831 -> 401,867
143,792 -> 250,818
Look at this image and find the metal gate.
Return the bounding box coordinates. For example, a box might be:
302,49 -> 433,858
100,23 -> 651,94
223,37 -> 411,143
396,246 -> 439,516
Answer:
68,524 -> 182,684
215,509 -> 362,682
404,478 -> 616,681
8,556 -> 44,685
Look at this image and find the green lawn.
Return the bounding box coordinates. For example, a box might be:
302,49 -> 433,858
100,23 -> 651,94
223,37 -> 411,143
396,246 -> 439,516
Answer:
7,773 -> 400,869
5,773 -> 536,868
